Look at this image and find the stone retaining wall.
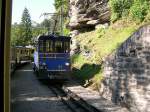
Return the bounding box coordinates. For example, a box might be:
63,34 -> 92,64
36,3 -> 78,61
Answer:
100,25 -> 150,112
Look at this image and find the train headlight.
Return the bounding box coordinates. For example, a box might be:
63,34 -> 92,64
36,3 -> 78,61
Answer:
65,62 -> 70,66
42,62 -> 46,66
39,62 -> 47,69
42,63 -> 47,69
39,65 -> 43,69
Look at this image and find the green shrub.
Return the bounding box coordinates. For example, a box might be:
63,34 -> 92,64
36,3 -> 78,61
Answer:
63,27 -> 70,36
109,0 -> 133,22
97,28 -> 106,38
110,13 -> 120,22
54,0 -> 69,15
130,0 -> 149,22
109,0 -> 149,22
63,18 -> 70,36
144,11 -> 150,23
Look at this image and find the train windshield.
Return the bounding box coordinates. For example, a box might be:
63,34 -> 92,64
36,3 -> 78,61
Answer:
38,39 -> 70,53
64,41 -> 70,53
54,41 -> 70,53
55,41 -> 63,53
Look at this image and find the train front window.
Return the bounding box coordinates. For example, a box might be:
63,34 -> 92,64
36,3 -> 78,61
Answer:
39,39 -> 70,53
64,41 -> 70,53
46,40 -> 53,53
39,40 -> 54,53
55,41 -> 64,53
50,40 -> 53,52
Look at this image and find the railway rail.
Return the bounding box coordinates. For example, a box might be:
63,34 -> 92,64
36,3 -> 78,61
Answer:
48,85 -> 101,112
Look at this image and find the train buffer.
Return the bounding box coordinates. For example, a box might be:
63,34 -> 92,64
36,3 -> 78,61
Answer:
62,84 -> 129,112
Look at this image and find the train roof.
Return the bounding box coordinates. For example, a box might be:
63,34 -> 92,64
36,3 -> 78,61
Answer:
15,46 -> 24,48
15,46 -> 33,49
38,34 -> 71,41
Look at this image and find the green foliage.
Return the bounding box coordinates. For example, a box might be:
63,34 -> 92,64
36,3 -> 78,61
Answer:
20,8 -> 32,45
71,19 -> 139,87
72,63 -> 101,81
111,13 -> 120,22
144,11 -> 150,23
11,23 -> 21,46
109,0 -> 149,22
63,17 -> 70,36
97,28 -> 106,38
71,54 -> 87,68
63,28 -> 70,36
54,1 -> 70,36
32,27 -> 47,38
11,17 -> 48,46
109,0 -> 133,22
40,19 -> 51,32
71,54 -> 102,83
54,0 -> 63,9
130,0 -> 149,22
54,0 -> 69,15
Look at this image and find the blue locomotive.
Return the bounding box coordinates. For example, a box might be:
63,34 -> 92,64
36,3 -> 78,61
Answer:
33,34 -> 71,80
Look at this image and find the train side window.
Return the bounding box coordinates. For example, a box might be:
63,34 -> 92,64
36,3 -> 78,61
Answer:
27,50 -> 28,55
39,40 -> 44,52
32,49 -> 34,53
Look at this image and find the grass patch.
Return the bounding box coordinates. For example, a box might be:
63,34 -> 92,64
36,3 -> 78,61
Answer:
71,19 -> 140,88
72,63 -> 101,80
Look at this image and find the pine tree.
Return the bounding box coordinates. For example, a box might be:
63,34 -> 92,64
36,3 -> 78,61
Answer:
20,7 -> 32,46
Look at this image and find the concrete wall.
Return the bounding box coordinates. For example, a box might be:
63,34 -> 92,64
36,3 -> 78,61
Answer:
99,25 -> 150,112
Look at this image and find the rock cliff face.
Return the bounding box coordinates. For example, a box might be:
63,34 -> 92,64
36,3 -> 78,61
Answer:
68,0 -> 110,30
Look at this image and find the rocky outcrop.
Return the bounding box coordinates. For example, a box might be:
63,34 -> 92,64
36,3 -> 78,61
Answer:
68,0 -> 110,30
100,25 -> 150,112
70,30 -> 80,55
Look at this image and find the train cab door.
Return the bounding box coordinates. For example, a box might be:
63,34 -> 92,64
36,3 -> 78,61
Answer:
0,0 -> 12,112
